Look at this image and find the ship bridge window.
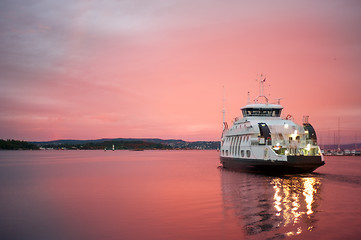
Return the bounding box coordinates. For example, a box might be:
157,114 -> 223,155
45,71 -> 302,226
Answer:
303,123 -> 317,144
242,108 -> 281,117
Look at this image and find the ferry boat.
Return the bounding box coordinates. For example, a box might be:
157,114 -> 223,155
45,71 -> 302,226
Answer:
220,79 -> 325,174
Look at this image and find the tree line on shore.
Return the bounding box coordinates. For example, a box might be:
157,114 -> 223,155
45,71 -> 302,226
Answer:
41,140 -> 172,150
0,138 -> 221,150
0,139 -> 40,150
0,139 -> 172,150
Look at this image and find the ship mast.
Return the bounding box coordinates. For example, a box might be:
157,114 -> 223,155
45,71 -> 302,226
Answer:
222,86 -> 226,130
255,74 -> 269,104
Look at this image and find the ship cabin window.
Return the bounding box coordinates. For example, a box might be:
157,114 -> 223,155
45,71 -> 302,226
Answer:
241,150 -> 244,157
242,108 -> 281,117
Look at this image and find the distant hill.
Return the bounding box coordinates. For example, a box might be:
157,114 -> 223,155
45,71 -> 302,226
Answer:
31,138 -> 220,150
32,138 -> 185,145
3,137 -> 359,151
30,138 -> 361,150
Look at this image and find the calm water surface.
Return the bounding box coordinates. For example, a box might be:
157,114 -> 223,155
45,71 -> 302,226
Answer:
0,150 -> 360,240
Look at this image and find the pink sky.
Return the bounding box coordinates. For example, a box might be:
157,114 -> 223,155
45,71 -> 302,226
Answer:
0,0 -> 360,144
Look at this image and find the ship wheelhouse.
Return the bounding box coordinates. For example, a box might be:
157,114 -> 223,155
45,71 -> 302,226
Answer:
241,103 -> 283,118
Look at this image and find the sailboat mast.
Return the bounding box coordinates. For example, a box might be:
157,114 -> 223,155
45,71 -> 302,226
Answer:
337,117 -> 341,150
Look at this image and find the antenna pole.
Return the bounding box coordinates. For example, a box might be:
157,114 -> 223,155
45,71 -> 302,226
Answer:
355,133 -> 357,150
222,86 -> 226,129
255,74 -> 268,104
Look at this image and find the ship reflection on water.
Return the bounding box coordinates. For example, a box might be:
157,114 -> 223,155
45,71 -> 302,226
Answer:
220,170 -> 322,239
